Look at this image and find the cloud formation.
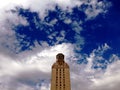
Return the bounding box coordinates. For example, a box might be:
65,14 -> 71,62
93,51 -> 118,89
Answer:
70,44 -> 120,90
0,43 -> 74,90
0,0 -> 118,90
1,43 -> 120,90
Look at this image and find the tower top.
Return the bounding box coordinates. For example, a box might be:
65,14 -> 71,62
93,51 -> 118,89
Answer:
56,53 -> 65,65
56,53 -> 64,60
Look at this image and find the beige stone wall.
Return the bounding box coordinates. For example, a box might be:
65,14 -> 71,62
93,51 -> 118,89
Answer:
51,62 -> 71,90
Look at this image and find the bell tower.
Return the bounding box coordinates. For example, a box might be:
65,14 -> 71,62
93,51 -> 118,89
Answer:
51,53 -> 71,90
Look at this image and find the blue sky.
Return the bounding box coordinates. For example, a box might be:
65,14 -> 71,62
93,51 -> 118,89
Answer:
0,0 -> 120,90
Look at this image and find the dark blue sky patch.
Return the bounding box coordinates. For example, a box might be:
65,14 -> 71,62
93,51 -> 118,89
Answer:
80,0 -> 120,55
12,6 -> 87,52
81,5 -> 120,56
45,6 -> 86,44
11,2 -> 120,62
12,8 -> 48,51
109,0 -> 120,11
71,6 -> 86,21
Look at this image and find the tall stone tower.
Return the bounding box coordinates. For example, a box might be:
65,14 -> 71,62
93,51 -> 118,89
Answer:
51,53 -> 71,90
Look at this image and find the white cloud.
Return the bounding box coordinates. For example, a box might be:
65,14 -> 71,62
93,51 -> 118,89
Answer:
0,10 -> 28,56
0,0 -> 111,19
68,44 -> 120,90
0,43 -> 75,90
0,39 -> 120,90
0,0 -> 114,90
84,0 -> 112,19
0,0 -> 26,9
90,60 -> 120,90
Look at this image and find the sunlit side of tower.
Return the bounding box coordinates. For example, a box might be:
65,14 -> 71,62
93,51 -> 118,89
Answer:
51,53 -> 71,90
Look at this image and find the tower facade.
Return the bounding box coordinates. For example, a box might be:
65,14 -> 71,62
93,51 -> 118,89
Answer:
51,53 -> 71,90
